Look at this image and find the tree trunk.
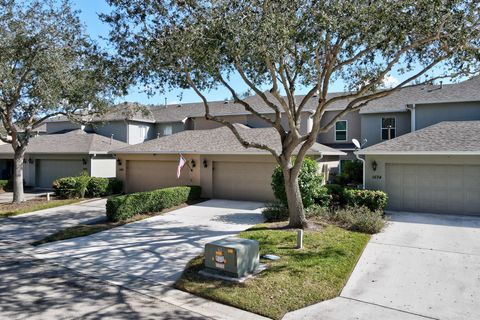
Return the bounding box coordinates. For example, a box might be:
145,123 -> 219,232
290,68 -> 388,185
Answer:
13,147 -> 26,203
284,169 -> 308,229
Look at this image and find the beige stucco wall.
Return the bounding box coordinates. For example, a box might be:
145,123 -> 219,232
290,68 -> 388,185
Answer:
116,153 -> 341,200
364,154 -> 480,191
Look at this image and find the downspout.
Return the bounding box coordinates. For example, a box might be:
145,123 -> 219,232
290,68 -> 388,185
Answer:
354,152 -> 366,190
406,104 -> 416,132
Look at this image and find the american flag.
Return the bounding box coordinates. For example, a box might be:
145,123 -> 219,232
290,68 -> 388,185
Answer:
177,155 -> 186,179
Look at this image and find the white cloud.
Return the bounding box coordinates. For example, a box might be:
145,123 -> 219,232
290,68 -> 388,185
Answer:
382,74 -> 399,88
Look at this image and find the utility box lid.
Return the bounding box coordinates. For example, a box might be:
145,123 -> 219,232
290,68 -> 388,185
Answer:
204,237 -> 259,278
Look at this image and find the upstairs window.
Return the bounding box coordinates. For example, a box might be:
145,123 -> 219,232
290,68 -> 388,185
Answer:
335,120 -> 347,141
381,117 -> 396,140
163,124 -> 173,136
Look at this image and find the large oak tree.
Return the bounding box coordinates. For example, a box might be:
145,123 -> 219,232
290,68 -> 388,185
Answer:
0,0 -> 114,203
104,0 -> 480,228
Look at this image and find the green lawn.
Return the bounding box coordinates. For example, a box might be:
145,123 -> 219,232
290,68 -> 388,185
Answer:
0,199 -> 81,218
175,223 -> 370,319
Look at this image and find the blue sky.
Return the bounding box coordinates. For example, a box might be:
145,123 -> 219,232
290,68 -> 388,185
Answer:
72,1 -> 424,106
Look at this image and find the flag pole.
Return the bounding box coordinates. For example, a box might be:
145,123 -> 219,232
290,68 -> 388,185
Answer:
180,153 -> 193,171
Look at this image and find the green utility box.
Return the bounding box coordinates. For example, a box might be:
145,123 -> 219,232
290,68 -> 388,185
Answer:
204,237 -> 259,278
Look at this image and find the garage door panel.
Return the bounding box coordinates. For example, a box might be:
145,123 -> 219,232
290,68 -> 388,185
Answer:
386,164 -> 480,215
37,159 -> 84,188
213,161 -> 275,202
126,161 -> 191,193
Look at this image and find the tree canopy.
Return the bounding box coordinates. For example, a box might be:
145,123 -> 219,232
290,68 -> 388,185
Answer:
104,0 -> 480,227
0,0 -> 115,202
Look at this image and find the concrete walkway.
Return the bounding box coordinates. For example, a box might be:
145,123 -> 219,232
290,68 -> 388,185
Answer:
0,198 -> 106,243
0,191 -> 48,203
34,199 -> 265,284
283,212 -> 480,320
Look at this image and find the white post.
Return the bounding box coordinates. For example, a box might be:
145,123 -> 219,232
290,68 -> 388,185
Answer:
296,229 -> 303,249
46,192 -> 51,201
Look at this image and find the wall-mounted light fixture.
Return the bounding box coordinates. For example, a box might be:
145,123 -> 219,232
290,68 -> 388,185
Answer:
203,159 -> 208,168
28,158 -> 34,164
371,160 -> 378,171
117,159 -> 122,166
191,159 -> 196,168
82,158 -> 87,165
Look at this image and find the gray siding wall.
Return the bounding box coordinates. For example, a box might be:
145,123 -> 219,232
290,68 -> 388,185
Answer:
156,122 -> 186,137
246,112 -> 312,135
128,121 -> 155,144
361,112 -> 411,147
317,110 -> 361,145
93,121 -> 128,143
46,121 -> 82,134
415,101 -> 480,130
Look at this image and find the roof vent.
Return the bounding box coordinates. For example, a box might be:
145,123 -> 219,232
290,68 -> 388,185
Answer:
177,104 -> 182,108
223,100 -> 229,104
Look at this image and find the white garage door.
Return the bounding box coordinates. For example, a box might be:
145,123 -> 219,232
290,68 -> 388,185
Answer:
126,160 -> 190,193
386,164 -> 480,215
212,161 -> 276,202
37,159 -> 85,188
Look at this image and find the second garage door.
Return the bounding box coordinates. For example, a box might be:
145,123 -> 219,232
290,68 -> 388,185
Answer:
37,159 -> 84,188
212,161 -> 276,202
386,164 -> 480,215
126,160 -> 191,193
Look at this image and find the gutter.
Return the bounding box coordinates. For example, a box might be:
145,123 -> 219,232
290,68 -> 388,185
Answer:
406,104 -> 416,132
357,151 -> 480,155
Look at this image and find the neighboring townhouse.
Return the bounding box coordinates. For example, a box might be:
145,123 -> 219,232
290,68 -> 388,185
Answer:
0,129 -> 127,188
45,103 -> 157,145
113,125 -> 344,201
358,121 -> 480,216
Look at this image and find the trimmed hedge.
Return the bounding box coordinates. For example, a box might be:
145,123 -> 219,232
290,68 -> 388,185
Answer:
53,176 -> 123,199
324,184 -> 388,211
0,179 -> 8,191
106,186 -> 202,222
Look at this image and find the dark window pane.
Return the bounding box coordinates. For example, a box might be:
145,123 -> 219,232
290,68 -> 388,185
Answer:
382,117 -> 395,128
382,128 -> 395,140
336,121 -> 347,130
336,131 -> 347,141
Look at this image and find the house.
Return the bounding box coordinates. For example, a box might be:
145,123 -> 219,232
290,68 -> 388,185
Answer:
357,121 -> 480,215
0,129 -> 128,188
113,125 -> 345,201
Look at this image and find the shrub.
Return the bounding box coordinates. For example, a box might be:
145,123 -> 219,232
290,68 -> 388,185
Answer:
0,179 -> 8,191
106,186 -> 201,222
344,189 -> 388,212
334,160 -> 363,186
53,177 -> 79,199
108,178 -> 123,194
324,184 -> 388,211
262,202 -> 289,222
307,205 -> 385,234
271,157 -> 324,209
86,177 -> 110,197
75,172 -> 91,198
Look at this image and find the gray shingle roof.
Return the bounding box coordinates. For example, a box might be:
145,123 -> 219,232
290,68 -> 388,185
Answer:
0,129 -> 129,155
358,121 -> 480,154
113,125 -> 345,156
46,103 -> 155,123
43,77 -> 480,125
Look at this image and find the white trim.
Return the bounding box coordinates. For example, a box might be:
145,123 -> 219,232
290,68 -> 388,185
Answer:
381,116 -> 396,141
111,150 -> 347,156
356,151 -> 480,155
335,120 -> 348,142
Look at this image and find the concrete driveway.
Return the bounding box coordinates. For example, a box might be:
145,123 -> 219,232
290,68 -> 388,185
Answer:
284,212 -> 480,320
0,198 -> 106,243
34,199 -> 265,285
0,191 -> 48,203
